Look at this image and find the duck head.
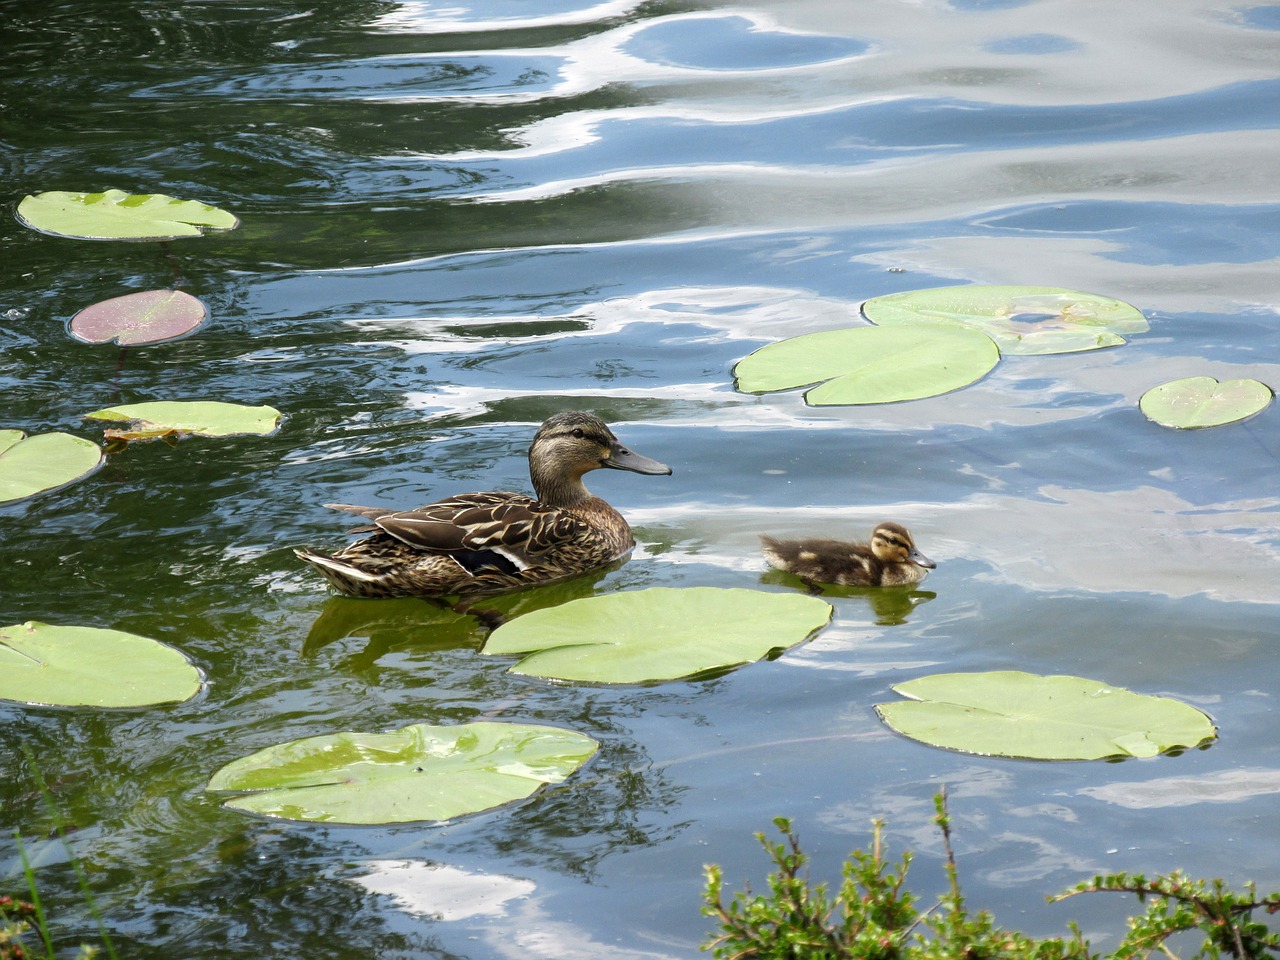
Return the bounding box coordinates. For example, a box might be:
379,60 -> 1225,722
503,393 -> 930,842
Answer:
529,412 -> 671,503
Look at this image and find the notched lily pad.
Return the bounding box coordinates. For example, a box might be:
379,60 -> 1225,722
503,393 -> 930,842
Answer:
83,401 -> 282,445
0,429 -> 103,505
482,587 -> 833,683
70,289 -> 209,346
733,324 -> 999,406
875,671 -> 1216,760
16,189 -> 239,241
1139,376 -> 1273,429
206,721 -> 598,824
0,621 -> 202,708
863,285 -> 1147,355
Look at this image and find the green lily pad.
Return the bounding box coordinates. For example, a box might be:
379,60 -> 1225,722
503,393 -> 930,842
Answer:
875,671 -> 1216,760
0,621 -> 202,708
482,587 -> 833,683
70,289 -> 208,346
0,430 -> 103,505
206,721 -> 598,824
733,324 -> 999,405
863,285 -> 1147,355
1139,376 -> 1273,429
83,401 -> 282,443
16,190 -> 239,241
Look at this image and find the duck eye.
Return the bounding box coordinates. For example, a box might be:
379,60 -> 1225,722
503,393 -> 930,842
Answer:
571,428 -> 585,439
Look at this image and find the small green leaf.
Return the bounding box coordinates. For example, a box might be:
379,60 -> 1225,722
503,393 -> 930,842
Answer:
733,324 -> 999,405
875,671 -> 1216,760
84,400 -> 282,442
863,285 -> 1147,355
482,587 -> 832,683
0,621 -> 202,708
70,289 -> 208,346
16,189 -> 238,241
206,721 -> 598,824
1139,376 -> 1273,429
0,430 -> 103,504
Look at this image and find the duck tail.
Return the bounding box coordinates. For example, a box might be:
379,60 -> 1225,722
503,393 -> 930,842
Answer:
295,547 -> 385,595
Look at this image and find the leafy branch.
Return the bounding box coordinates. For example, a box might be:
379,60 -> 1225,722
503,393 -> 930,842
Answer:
704,791 -> 1278,960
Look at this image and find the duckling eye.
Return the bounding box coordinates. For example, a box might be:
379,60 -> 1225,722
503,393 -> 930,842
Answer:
571,428 -> 585,439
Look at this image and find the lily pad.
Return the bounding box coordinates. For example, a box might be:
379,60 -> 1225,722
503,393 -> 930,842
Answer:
0,621 -> 202,708
206,721 -> 598,824
83,401 -> 282,443
482,587 -> 832,683
1139,376 -> 1273,429
733,324 -> 999,405
0,430 -> 103,505
863,285 -> 1147,355
875,671 -> 1216,760
16,190 -> 239,241
70,289 -> 208,346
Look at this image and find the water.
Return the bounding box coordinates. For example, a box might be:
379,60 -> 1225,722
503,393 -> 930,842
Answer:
2,1 -> 1278,957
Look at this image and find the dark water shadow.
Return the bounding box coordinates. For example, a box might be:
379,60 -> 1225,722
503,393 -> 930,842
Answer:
759,569 -> 937,625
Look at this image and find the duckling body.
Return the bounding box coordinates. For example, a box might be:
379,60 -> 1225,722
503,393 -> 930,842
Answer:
760,522 -> 936,588
296,412 -> 671,598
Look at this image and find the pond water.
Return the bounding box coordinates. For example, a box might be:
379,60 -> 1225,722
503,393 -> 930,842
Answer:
2,1 -> 1279,957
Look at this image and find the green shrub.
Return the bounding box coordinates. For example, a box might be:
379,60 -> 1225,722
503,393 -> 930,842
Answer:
704,793 -> 1280,960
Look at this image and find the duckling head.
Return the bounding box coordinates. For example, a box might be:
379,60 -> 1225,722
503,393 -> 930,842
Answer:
871,521 -> 936,570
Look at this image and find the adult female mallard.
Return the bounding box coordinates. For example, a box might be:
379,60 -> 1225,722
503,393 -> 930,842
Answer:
296,411 -> 671,598
760,521 -> 936,588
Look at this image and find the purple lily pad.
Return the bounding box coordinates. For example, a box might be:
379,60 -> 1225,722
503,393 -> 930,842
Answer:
69,289 -> 208,346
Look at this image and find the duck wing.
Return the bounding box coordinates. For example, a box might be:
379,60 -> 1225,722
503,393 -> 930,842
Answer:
327,493 -> 587,571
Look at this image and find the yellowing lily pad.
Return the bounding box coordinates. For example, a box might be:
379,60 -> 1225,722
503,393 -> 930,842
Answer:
863,285 -> 1147,355
16,190 -> 239,241
206,721 -> 598,824
875,671 -> 1216,760
0,621 -> 202,708
733,324 -> 999,406
0,429 -> 103,505
70,289 -> 208,346
482,587 -> 832,683
83,401 -> 282,443
1139,376 -> 1273,429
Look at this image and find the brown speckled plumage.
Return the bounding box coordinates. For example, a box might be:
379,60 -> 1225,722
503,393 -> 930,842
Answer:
296,412 -> 671,598
760,521 -> 936,588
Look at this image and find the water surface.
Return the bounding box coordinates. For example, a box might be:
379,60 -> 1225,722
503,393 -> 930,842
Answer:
2,1 -> 1278,957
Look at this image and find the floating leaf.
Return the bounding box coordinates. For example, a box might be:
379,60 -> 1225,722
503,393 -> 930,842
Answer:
863,285 -> 1147,355
206,721 -> 598,824
875,671 -> 1216,760
83,400 -> 282,443
70,289 -> 208,346
16,189 -> 239,241
482,587 -> 832,683
0,430 -> 103,505
0,621 -> 202,708
733,324 -> 999,406
1139,376 -> 1273,429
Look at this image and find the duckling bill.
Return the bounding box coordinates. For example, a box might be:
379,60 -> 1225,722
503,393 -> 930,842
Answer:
760,521 -> 936,588
296,411 -> 671,598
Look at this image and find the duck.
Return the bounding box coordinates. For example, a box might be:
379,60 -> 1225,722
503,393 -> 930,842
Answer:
759,521 -> 936,588
295,411 -> 672,599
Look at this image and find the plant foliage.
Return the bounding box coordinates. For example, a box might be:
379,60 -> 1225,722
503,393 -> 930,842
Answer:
703,793 -> 1280,960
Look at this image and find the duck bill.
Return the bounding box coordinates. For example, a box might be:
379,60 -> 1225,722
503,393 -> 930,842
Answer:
604,440 -> 672,476
908,548 -> 937,569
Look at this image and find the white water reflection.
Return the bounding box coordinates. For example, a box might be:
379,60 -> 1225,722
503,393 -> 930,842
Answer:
624,484 -> 1280,605
1079,767 -> 1280,808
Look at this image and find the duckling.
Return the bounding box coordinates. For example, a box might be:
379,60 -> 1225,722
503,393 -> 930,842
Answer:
295,411 -> 671,598
760,521 -> 936,588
